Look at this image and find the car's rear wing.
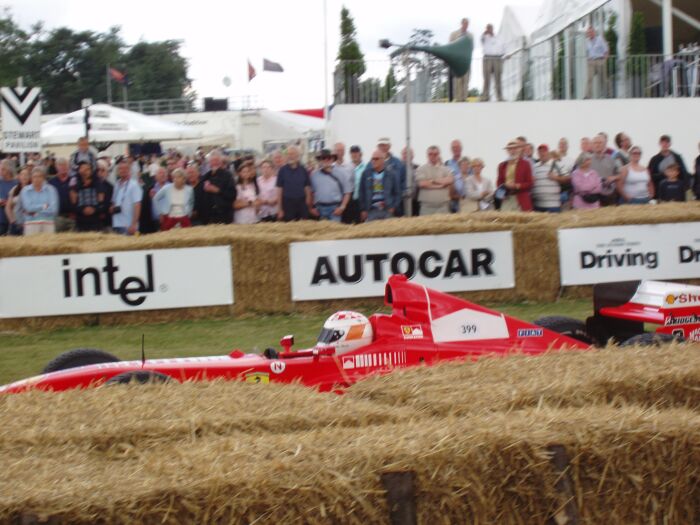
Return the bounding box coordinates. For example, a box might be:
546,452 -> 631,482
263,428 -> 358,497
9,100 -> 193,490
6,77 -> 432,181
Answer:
594,280 -> 700,325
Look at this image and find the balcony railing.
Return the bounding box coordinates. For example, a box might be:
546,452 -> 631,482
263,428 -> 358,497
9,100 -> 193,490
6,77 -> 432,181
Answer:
334,52 -> 700,104
110,96 -> 264,115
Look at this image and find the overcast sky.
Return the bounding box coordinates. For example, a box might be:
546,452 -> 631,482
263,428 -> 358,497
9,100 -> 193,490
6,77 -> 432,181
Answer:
3,0 -> 540,110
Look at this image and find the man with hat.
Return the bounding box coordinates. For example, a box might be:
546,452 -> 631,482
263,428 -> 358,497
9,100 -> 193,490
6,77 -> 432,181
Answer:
309,149 -> 352,222
496,139 -> 533,211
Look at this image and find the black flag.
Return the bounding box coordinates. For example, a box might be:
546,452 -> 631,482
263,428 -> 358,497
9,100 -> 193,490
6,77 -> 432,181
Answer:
263,59 -> 284,73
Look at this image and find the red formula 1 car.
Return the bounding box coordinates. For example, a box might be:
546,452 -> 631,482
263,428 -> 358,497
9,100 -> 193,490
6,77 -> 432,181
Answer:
0,275 -> 591,394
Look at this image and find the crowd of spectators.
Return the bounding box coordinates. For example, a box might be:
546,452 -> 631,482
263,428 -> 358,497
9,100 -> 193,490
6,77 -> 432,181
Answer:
0,132 -> 699,236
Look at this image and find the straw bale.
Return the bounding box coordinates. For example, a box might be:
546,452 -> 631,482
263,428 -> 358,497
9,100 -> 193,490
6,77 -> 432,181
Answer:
1,402 -> 698,524
348,343 -> 700,417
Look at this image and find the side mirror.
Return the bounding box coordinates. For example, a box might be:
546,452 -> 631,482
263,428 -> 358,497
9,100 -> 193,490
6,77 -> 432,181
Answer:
280,335 -> 294,352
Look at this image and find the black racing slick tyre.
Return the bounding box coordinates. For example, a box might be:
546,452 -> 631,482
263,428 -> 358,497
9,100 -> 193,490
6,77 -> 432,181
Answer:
43,348 -> 121,374
105,371 -> 172,386
620,332 -> 683,347
533,316 -> 593,344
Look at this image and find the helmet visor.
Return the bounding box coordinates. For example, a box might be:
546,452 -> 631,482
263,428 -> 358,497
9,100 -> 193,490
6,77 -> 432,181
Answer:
317,328 -> 345,344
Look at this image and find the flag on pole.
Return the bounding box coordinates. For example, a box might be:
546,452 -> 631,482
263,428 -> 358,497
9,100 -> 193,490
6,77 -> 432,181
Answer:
109,67 -> 127,84
248,60 -> 257,82
263,58 -> 284,72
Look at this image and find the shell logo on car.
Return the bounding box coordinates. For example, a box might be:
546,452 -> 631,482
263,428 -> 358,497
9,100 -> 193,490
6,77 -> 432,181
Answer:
665,293 -> 700,307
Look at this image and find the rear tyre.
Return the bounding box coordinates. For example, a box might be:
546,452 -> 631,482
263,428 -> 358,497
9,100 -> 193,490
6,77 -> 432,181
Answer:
43,348 -> 121,374
620,332 -> 683,347
533,316 -> 593,344
105,371 -> 172,385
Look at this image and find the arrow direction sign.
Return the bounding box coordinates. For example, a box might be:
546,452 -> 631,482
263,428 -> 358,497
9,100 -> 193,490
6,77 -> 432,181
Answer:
1,87 -> 42,152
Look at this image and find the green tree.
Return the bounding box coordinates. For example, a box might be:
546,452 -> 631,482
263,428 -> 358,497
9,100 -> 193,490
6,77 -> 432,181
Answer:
26,27 -> 103,113
627,12 -> 647,96
123,40 -> 191,101
0,9 -> 32,86
382,66 -> 397,101
336,6 -> 365,102
0,9 -> 192,113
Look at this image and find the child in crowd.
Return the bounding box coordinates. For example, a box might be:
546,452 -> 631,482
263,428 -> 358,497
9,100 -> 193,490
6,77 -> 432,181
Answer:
657,162 -> 686,202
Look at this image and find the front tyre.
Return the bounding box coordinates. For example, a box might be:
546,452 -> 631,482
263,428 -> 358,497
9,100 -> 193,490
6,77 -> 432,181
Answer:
533,316 -> 593,344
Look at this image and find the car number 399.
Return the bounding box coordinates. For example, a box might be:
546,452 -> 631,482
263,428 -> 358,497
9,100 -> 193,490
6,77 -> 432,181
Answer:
460,324 -> 477,334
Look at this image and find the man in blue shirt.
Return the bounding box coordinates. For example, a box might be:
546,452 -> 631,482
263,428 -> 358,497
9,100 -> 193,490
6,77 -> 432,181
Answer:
20,167 -> 59,235
111,158 -> 143,235
445,139 -> 467,212
585,27 -> 610,99
377,137 -> 404,215
358,150 -> 401,221
310,149 -> 352,222
276,146 -> 312,221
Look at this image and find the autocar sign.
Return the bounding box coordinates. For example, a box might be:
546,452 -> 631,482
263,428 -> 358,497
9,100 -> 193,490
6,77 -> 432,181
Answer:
289,232 -> 514,300
0,246 -> 233,318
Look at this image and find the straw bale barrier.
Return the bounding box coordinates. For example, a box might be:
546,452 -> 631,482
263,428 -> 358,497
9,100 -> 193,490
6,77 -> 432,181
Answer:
2,344 -> 700,523
3,202 -> 700,330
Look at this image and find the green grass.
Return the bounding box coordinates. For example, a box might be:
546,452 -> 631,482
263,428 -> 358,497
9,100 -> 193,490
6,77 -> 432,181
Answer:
0,299 -> 591,386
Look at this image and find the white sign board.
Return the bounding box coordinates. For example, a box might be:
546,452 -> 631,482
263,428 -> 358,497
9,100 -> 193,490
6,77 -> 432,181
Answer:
558,223 -> 700,285
0,246 -> 234,318
1,87 -> 42,152
289,232 -> 515,301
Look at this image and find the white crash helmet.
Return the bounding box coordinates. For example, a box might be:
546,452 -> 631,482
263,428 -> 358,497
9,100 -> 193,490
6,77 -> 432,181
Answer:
316,311 -> 373,354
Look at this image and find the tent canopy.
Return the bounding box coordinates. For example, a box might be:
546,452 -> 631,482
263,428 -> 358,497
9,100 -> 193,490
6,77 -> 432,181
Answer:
530,0 -> 610,46
498,5 -> 541,55
259,109 -> 325,141
41,104 -> 201,146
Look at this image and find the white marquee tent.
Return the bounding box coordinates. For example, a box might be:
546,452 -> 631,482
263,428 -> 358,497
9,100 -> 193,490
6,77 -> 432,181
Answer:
41,104 -> 201,146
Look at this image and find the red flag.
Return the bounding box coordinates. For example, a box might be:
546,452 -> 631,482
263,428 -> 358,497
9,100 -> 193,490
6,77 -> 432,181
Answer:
248,60 -> 256,82
109,67 -> 126,84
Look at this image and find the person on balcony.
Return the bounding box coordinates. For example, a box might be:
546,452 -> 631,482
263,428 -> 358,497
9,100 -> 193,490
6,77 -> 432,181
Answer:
585,27 -> 609,99
481,24 -> 505,102
449,18 -> 473,102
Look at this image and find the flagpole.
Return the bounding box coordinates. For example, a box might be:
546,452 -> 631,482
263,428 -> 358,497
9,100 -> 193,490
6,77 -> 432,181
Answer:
106,65 -> 112,105
323,0 -> 329,125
